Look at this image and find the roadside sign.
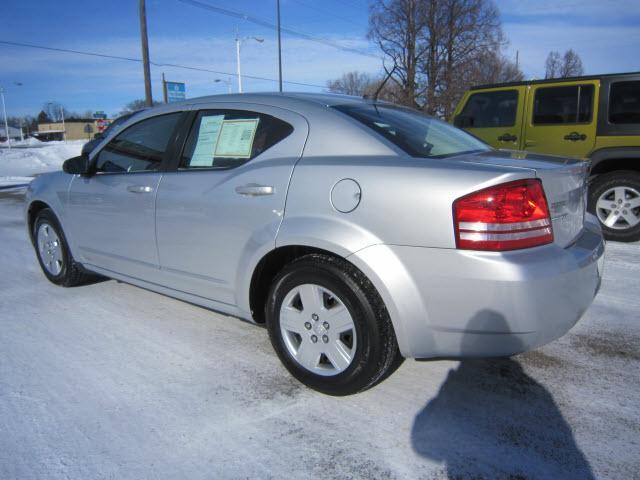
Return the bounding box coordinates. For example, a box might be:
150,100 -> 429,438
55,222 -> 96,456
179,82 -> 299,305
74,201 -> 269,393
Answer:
165,81 -> 186,103
93,111 -> 107,119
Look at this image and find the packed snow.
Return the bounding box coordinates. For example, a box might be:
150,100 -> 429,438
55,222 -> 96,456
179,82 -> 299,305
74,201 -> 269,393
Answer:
0,190 -> 638,479
0,139 -> 84,184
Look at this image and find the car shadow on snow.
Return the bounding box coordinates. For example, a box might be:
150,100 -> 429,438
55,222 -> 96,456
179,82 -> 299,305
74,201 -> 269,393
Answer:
411,311 -> 595,480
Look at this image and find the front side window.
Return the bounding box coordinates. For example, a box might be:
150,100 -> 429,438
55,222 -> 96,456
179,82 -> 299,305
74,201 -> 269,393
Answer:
95,113 -> 181,173
180,110 -> 293,169
456,90 -> 518,128
533,84 -> 594,125
334,104 -> 489,158
609,81 -> 640,124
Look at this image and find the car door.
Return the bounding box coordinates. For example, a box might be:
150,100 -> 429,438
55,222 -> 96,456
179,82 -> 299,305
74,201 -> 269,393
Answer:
66,112 -> 184,280
154,104 -> 308,305
523,81 -> 598,158
453,87 -> 526,150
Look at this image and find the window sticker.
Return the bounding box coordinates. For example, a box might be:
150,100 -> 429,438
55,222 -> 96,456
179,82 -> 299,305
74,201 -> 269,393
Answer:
215,118 -> 259,158
190,115 -> 224,166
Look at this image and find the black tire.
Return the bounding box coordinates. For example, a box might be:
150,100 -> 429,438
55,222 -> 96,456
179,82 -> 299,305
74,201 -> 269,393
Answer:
588,171 -> 640,242
33,208 -> 92,287
266,254 -> 403,396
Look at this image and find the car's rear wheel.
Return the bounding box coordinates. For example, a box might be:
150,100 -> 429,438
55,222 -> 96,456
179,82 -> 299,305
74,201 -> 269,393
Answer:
33,208 -> 92,287
266,253 -> 403,395
588,171 -> 640,242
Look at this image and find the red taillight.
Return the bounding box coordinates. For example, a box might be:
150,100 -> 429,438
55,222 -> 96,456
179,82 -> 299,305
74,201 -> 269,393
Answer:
453,179 -> 554,251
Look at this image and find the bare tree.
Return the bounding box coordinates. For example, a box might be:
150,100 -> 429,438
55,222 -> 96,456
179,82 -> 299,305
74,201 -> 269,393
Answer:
120,98 -> 160,116
560,49 -> 584,77
470,50 -> 523,84
327,71 -> 375,96
545,49 -> 584,79
368,0 -> 428,108
368,0 -> 505,117
437,0 -> 504,118
41,102 -> 70,122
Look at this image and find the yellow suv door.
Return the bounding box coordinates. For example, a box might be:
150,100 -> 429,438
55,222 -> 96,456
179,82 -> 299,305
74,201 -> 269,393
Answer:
453,86 -> 526,150
523,80 -> 598,158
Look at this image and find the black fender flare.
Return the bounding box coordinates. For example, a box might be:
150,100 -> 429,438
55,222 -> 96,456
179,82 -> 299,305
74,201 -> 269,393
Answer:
589,147 -> 640,175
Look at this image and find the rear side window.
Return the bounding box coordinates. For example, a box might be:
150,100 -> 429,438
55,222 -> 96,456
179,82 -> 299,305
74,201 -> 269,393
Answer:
457,90 -> 518,128
334,103 -> 489,158
95,113 -> 181,173
533,85 -> 594,125
609,81 -> 640,124
180,110 -> 293,169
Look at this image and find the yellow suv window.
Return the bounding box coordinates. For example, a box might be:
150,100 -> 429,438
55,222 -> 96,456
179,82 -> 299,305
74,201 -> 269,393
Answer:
533,85 -> 594,125
609,81 -> 640,124
456,90 -> 518,128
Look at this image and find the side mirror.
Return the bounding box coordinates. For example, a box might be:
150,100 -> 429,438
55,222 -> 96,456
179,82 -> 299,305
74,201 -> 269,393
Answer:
62,155 -> 91,176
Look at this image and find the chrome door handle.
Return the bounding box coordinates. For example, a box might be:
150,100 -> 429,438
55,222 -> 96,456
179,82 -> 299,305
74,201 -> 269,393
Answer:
127,185 -> 154,194
235,183 -> 274,196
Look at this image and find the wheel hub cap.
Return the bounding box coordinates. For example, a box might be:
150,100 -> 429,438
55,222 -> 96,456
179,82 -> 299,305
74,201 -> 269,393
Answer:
279,284 -> 357,376
595,186 -> 640,230
37,223 -> 63,276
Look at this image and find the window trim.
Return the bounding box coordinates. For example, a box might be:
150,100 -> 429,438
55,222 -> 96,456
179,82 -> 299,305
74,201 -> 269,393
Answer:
596,74 -> 640,136
91,111 -> 186,176
531,84 -> 595,126
607,80 -> 640,126
173,108 -> 294,172
459,89 -> 520,128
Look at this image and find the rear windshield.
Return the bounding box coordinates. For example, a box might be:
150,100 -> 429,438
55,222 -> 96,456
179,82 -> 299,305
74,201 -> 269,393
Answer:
333,103 -> 489,158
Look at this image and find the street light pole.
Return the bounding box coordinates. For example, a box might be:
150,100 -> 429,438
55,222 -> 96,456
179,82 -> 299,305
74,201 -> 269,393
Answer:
235,33 -> 264,94
235,33 -> 243,93
0,87 -> 10,150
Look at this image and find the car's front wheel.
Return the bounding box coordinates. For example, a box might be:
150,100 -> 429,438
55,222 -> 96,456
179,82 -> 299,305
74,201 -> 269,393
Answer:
589,171 -> 640,242
33,208 -> 92,287
266,254 -> 403,395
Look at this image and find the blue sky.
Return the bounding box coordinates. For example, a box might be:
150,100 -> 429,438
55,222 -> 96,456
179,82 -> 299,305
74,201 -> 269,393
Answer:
1,0 -> 639,117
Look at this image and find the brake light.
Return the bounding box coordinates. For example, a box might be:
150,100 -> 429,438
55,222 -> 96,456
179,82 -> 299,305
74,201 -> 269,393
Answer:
453,179 -> 554,251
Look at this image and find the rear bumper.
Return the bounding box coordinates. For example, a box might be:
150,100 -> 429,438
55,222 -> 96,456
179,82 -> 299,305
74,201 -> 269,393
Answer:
349,215 -> 604,359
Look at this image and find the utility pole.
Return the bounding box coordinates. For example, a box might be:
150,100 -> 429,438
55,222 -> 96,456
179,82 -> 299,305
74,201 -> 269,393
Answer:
1,87 -> 10,150
139,0 -> 153,107
276,0 -> 283,92
162,72 -> 168,103
60,105 -> 66,142
515,50 -> 519,71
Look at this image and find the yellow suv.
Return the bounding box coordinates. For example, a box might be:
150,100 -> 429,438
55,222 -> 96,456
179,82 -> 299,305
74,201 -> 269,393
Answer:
453,72 -> 640,242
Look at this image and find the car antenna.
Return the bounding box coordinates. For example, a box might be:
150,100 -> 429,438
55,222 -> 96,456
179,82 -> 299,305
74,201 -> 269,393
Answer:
364,65 -> 397,103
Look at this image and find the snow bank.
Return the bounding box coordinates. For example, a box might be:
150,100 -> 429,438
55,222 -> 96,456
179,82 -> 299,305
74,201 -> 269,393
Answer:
0,140 -> 85,178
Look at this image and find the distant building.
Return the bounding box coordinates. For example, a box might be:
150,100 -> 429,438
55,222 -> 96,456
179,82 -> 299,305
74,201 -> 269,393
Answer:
36,118 -> 112,141
0,125 -> 23,142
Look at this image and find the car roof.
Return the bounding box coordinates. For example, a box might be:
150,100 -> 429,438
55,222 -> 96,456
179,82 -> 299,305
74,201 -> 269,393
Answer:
470,71 -> 640,91
182,91 -> 393,110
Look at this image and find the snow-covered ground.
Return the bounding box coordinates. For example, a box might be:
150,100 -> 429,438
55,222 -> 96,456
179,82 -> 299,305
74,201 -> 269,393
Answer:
0,139 -> 84,182
0,192 -> 638,480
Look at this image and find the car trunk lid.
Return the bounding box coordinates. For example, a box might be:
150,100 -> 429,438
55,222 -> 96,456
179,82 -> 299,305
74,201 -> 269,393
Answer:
455,150 -> 589,248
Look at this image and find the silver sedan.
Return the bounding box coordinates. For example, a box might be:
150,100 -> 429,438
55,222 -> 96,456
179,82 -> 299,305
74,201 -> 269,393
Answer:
25,93 -> 605,395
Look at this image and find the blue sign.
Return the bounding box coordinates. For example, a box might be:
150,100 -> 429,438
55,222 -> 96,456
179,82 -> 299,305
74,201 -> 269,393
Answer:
166,81 -> 186,103
93,111 -> 107,119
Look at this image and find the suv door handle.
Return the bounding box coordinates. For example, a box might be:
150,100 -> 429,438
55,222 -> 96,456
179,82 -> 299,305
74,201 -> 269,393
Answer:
564,132 -> 587,141
235,183 -> 274,196
497,133 -> 517,142
127,185 -> 154,194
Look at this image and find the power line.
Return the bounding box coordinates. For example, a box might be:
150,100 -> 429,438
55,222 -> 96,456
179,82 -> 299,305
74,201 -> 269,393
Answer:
176,0 -> 378,59
0,39 -> 328,89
